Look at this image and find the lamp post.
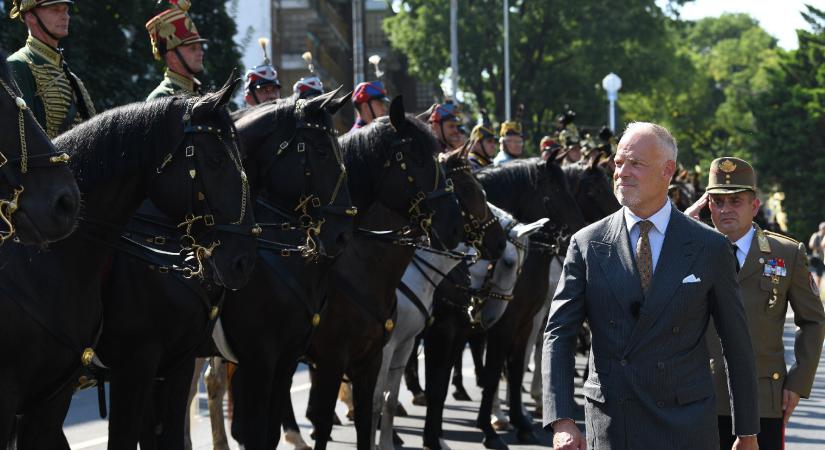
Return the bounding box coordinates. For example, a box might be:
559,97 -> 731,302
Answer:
503,0 -> 511,119
601,72 -> 622,132
450,0 -> 459,98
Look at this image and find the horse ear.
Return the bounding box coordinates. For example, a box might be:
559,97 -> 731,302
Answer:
302,88 -> 337,113
389,95 -> 406,130
586,153 -> 599,171
192,70 -> 240,117
325,89 -> 351,116
318,85 -> 344,110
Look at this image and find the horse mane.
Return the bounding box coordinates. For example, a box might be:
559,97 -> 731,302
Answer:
340,114 -> 438,201
234,97 -> 297,144
54,97 -> 184,191
476,158 -> 545,192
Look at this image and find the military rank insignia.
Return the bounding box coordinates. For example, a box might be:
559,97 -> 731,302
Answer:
763,258 -> 787,277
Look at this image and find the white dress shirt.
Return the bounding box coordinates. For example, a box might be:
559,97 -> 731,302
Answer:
731,225 -> 755,270
624,199 -> 672,275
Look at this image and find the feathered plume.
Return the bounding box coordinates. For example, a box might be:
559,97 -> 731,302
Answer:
368,54 -> 384,79
258,37 -> 270,65
302,51 -> 315,74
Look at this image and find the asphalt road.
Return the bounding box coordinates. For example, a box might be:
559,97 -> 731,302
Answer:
65,310 -> 825,449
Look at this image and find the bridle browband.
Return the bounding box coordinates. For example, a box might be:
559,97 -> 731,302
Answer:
0,78 -> 71,243
253,98 -> 357,259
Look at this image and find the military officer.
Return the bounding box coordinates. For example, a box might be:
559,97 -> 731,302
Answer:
492,120 -> 523,165
686,157 -> 825,450
350,80 -> 389,131
145,0 -> 207,100
425,100 -> 463,152
243,37 -> 281,106
557,125 -> 582,166
467,122 -> 497,171
7,0 -> 95,139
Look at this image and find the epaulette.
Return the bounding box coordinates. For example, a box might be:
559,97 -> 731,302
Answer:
764,230 -> 800,246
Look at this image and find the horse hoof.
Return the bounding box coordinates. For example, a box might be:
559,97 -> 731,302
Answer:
412,392 -> 427,406
392,430 -> 404,445
284,429 -> 312,450
516,429 -> 540,445
452,385 -> 472,401
333,412 -> 342,425
482,435 -> 509,450
491,418 -> 512,432
396,402 -> 408,417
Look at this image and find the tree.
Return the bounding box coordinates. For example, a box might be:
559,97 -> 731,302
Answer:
0,0 -> 242,111
750,5 -> 825,239
383,0 -> 684,151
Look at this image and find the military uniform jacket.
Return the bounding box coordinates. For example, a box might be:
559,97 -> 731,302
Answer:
708,224 -> 825,418
6,36 -> 95,139
146,69 -> 201,100
468,151 -> 491,172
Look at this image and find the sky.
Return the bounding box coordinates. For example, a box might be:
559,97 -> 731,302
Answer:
667,0 -> 816,49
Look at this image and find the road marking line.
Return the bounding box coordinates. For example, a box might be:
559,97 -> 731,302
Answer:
71,436 -> 108,449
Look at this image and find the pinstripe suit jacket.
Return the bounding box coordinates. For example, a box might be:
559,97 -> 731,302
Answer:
542,207 -> 760,449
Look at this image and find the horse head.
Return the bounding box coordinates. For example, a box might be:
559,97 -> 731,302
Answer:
564,159 -> 620,223
0,50 -> 79,244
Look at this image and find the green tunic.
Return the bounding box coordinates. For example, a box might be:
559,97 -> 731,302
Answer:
6,36 -> 95,139
146,69 -> 201,100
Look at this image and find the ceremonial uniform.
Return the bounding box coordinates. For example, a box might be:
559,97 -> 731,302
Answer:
492,120 -> 522,165
145,0 -> 207,100
704,157 -> 825,450
350,80 -> 388,132
7,4 -> 95,139
467,122 -> 496,172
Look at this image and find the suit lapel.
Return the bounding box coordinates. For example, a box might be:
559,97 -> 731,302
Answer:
624,209 -> 700,356
594,211 -> 644,314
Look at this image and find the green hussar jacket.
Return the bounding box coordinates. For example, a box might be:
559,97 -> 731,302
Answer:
146,69 -> 201,100
6,36 -> 95,139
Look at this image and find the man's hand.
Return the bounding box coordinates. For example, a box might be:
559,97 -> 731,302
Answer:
552,419 -> 587,450
783,388 -> 801,425
685,192 -> 709,220
732,435 -> 759,450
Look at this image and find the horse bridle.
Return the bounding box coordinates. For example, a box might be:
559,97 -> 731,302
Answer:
253,99 -> 357,259
444,162 -> 498,257
0,78 -> 71,243
151,99 -> 253,278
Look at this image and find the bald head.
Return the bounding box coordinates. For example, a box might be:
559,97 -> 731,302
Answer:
622,122 -> 678,163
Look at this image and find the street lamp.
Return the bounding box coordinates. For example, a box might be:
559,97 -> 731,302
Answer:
601,72 -> 622,132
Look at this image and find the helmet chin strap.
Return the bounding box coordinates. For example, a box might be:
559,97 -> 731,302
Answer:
249,89 -> 261,105
173,48 -> 201,78
31,11 -> 61,45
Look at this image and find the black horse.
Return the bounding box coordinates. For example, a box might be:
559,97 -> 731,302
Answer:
472,158 -> 587,449
0,49 -> 80,244
563,159 -> 622,224
303,97 -> 463,450
0,79 -> 258,448
95,89 -> 353,449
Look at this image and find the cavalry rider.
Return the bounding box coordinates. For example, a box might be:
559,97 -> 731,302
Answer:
467,123 -> 497,172
492,120 -> 524,165
243,38 -> 281,107
350,80 -> 389,131
539,135 -> 561,161
7,0 -> 95,139
145,0 -> 207,100
292,51 -> 324,100
428,100 -> 464,152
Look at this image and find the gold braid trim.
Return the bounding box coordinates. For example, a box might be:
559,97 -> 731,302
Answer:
28,61 -> 72,139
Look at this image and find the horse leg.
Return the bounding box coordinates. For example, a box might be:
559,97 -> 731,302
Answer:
476,328 -> 508,449
338,381 -> 355,421
306,363 -> 345,450
229,366 -> 244,445
108,354 -> 161,449
423,323 -> 456,449
506,337 -> 539,444
373,343 -> 394,450
282,380 -> 311,450
378,337 -> 413,450
0,383 -> 18,448
155,358 -> 197,450
184,357 -> 206,450
469,331 -> 486,387
205,357 -> 230,450
351,354 -> 382,450
237,358 -> 277,450
403,334 -> 426,406
17,387 -> 72,450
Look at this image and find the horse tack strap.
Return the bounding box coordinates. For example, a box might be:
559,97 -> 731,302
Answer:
398,281 -> 433,328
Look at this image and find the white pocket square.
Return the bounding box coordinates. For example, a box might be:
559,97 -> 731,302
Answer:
682,274 -> 701,283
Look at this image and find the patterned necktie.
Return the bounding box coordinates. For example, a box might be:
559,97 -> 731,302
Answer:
636,220 -> 655,297
731,242 -> 741,273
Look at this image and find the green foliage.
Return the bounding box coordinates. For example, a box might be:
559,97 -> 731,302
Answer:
0,0 -> 241,110
750,6 -> 825,239
383,0 -> 682,154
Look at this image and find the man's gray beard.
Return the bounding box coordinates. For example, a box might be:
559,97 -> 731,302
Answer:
615,189 -> 640,207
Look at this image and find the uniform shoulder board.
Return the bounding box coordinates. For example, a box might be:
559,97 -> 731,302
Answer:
764,230 -> 800,246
